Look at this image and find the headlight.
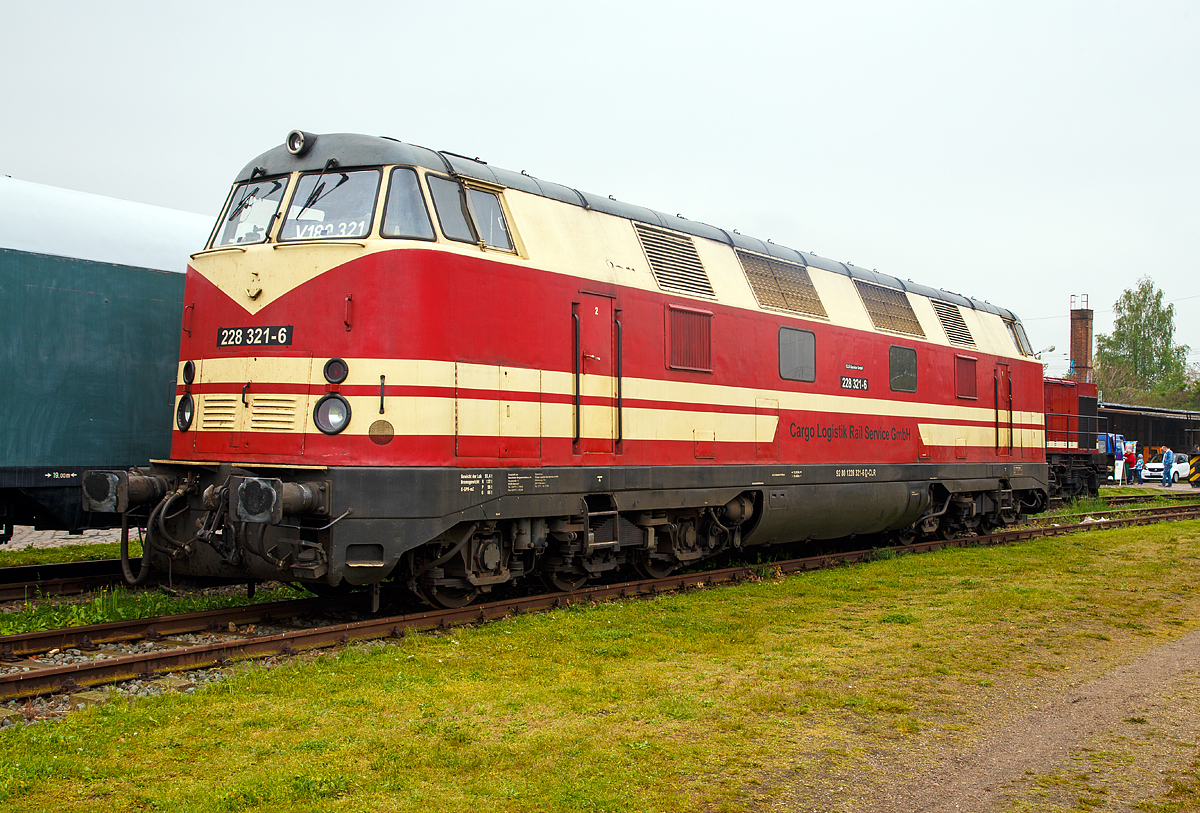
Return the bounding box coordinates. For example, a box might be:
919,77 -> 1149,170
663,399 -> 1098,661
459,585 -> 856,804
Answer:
314,393 -> 351,434
176,393 -> 195,431
323,358 -> 349,384
182,360 -> 196,385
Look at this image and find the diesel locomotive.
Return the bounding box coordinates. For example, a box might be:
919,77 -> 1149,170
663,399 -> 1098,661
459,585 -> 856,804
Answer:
83,131 -> 1103,607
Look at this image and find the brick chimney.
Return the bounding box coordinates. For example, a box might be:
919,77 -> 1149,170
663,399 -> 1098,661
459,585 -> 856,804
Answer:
1069,294 -> 1093,383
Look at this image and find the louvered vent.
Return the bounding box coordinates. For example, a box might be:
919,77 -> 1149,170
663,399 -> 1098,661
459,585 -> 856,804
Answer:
633,223 -> 715,298
668,305 -> 713,372
199,394 -> 238,431
931,300 -> 975,347
736,250 -> 827,318
249,395 -> 299,431
853,280 -> 925,337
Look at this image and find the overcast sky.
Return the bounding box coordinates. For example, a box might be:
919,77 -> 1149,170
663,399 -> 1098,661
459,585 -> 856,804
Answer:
3,0 -> 1195,378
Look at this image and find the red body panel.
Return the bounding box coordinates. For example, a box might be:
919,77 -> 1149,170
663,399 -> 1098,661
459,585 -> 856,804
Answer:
174,248 -> 1046,468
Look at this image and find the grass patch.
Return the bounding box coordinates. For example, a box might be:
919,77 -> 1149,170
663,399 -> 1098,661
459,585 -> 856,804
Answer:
0,541 -> 133,568
1,520 -> 1199,811
0,583 -> 308,635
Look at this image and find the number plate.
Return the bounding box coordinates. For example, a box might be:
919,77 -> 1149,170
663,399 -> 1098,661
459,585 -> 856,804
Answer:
840,376 -> 869,391
217,326 -> 293,347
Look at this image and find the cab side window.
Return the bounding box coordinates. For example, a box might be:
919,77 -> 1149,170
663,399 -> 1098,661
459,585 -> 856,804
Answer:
381,167 -> 435,240
428,176 -> 475,243
467,188 -> 513,251
427,175 -> 515,251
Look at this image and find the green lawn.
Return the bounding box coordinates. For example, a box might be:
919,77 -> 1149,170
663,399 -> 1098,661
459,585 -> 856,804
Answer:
2,521 -> 1199,812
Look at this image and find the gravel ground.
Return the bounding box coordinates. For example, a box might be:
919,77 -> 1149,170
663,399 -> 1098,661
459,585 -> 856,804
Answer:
0,668 -> 230,728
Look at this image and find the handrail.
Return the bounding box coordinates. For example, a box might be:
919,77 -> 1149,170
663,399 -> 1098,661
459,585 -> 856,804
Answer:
994,373 -> 1000,452
572,312 -> 581,444
1007,377 -> 1014,452
616,318 -> 623,444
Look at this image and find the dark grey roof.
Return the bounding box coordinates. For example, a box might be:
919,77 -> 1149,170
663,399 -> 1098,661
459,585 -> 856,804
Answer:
238,132 -> 1018,319
1100,402 -> 1200,419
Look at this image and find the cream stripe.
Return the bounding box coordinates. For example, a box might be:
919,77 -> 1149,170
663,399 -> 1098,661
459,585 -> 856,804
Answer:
919,423 -> 1045,448
187,389 -> 1047,448
193,357 -> 1046,432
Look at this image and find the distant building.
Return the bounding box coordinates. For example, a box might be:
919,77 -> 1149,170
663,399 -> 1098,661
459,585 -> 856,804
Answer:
1098,402 -> 1200,454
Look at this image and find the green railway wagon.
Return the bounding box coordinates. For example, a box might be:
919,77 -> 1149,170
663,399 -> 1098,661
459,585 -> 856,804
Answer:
0,177 -> 211,539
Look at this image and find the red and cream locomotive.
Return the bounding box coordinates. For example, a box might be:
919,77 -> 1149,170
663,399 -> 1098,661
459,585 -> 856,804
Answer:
84,131 -> 1089,607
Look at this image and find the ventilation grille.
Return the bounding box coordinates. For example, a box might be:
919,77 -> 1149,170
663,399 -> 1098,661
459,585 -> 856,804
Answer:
668,306 -> 712,372
633,223 -> 715,298
199,395 -> 238,431
737,250 -> 827,318
249,395 -> 299,431
956,356 -> 977,399
854,280 -> 925,337
931,300 -> 975,347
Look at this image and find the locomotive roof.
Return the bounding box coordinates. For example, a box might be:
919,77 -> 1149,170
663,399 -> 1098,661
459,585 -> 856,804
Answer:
0,176 -> 213,274
238,133 -> 1019,322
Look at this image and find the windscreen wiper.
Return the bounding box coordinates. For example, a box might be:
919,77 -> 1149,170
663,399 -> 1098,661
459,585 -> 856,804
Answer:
227,185 -> 261,222
226,180 -> 282,222
294,159 -> 345,221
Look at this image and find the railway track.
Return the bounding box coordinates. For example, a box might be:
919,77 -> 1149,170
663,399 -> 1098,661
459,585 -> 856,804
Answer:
1102,491 -> 1200,506
0,558 -> 143,602
1028,501 -> 1200,525
3,502 -> 1199,702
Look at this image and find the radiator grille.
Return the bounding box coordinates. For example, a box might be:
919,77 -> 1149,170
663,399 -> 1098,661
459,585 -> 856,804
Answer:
668,306 -> 712,372
634,223 -> 715,298
737,250 -> 827,318
931,300 -> 975,347
854,280 -> 925,337
199,394 -> 238,431
249,395 -> 299,431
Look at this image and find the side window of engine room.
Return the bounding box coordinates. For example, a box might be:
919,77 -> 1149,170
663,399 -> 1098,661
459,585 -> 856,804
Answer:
427,175 -> 514,251
779,327 -> 815,382
381,167 -> 435,240
889,346 -> 917,392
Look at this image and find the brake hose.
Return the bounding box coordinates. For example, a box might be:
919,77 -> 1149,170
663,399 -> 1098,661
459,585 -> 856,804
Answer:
119,511 -> 152,586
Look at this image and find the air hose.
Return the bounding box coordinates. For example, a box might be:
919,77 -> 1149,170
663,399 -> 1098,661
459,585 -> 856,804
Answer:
119,511 -> 152,586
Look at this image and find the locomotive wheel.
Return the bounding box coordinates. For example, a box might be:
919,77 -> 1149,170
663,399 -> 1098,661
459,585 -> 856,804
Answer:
542,571 -> 587,592
423,583 -> 480,609
633,553 -> 678,579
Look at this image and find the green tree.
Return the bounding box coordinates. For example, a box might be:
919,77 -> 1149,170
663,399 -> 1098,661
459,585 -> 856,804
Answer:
1095,276 -> 1188,393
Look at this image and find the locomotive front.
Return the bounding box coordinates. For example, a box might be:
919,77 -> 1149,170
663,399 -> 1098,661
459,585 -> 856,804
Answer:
83,132 -> 514,602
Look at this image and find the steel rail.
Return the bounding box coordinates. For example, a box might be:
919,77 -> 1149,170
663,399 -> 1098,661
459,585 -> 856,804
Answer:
0,597 -> 336,659
1027,501 -> 1200,525
0,559 -> 139,602
2,507 -> 1199,701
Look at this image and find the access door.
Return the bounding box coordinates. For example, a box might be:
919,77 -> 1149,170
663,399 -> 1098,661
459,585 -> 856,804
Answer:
193,355 -> 311,457
994,363 -> 1012,456
574,294 -> 616,454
